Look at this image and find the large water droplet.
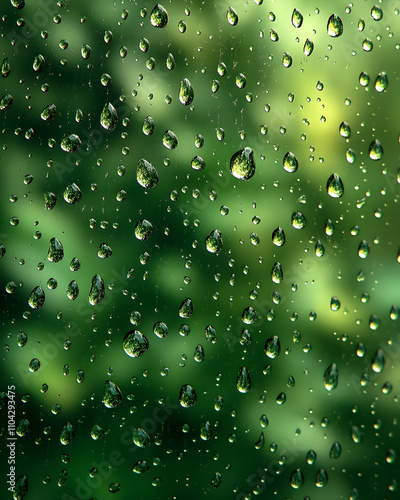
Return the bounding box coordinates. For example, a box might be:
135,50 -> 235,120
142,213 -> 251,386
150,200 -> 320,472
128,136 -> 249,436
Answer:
179,384 -> 197,407
33,54 -> 45,71
102,380 -> 122,408
327,173 -> 344,198
66,280 -> 79,300
265,335 -> 281,358
132,427 -> 151,447
236,366 -> 251,393
375,72 -> 388,92
283,151 -> 298,173
13,475 -> 28,500
28,286 -> 45,309
179,78 -> 194,106
291,9 -> 303,28
63,183 -> 82,204
60,422 -> 75,445
303,38 -> 314,56
179,298 -> 193,318
137,158 -> 159,188
200,421 -> 212,440
0,93 -> 13,111
323,362 -> 339,391
133,460 -> 150,474
290,468 -> 304,489
329,441 -> 342,459
230,147 -> 256,180
291,211 -> 306,229
205,229 -> 223,254
351,425 -> 362,443
371,5 -> 383,21
372,349 -> 385,373
97,242 -> 112,258
41,103 -> 56,121
48,237 -> 64,262
1,57 -> 11,78
316,468 -> 328,488
282,52 -> 293,68
241,306 -> 257,324
327,14 -> 343,37
135,219 -> 153,240
61,133 -> 81,153
143,115 -> 155,135
162,129 -> 178,149
89,274 -> 105,305
100,102 -> 118,131
272,226 -> 285,246
227,6 -> 238,26
150,4 -> 168,28
339,121 -> 351,138
369,139 -> 383,160
271,262 -> 283,283
123,330 -> 149,358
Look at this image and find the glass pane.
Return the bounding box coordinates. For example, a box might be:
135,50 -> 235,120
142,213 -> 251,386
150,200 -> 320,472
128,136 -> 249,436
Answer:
1,1 -> 399,499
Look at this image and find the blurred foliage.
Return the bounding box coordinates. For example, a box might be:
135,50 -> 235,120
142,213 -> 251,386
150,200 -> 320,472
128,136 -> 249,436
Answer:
0,1 -> 400,499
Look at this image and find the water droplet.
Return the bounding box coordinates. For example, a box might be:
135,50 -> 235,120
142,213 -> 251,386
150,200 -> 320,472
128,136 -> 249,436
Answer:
166,52 -> 175,70
329,441 -> 342,459
327,173 -> 344,198
132,427 -> 151,447
200,421 -> 212,440
61,133 -> 81,153
290,212 -> 306,230
369,139 -> 384,160
282,52 -> 293,68
371,5 -> 383,21
88,274 -> 105,305
194,344 -> 205,362
100,102 -> 118,131
375,72 -> 388,92
214,395 -> 224,411
372,349 -> 385,373
303,38 -> 314,56
291,9 -> 303,28
323,363 -> 339,391
351,425 -> 362,443
179,384 -> 197,407
271,262 -> 283,283
123,330 -> 149,358
33,54 -> 45,71
236,366 -> 251,393
91,425 -> 104,440
191,155 -> 205,171
102,380 -> 122,408
272,227 -> 286,246
133,460 -> 150,474
358,240 -> 370,259
290,468 -> 304,489
13,475 -> 28,500
205,229 -> 223,254
179,298 -> 193,318
153,321 -> 168,338
241,306 -> 257,324
307,449 -> 317,464
81,44 -> 91,59
316,468 -> 328,488
270,29 -> 279,42
162,130 -> 178,149
255,432 -> 264,449
227,6 -> 239,26
69,257 -> 80,271
97,242 -> 112,258
143,115 -> 155,135
60,422 -> 75,445
135,219 -> 153,240
11,0 -> 25,9
28,358 -> 40,372
211,472 -> 222,488
66,280 -> 79,300
315,240 -> 325,257
63,182 -> 82,204
339,121 -> 351,138
0,93 -> 13,111
362,38 -> 373,51
45,237 -> 64,264
150,4 -> 168,28
327,14 -> 343,37
137,158 -> 159,188
28,286 -> 45,309
265,335 -> 281,358
179,78 -> 194,106
283,151 -> 298,173
41,103 -> 56,121
230,147 -> 256,180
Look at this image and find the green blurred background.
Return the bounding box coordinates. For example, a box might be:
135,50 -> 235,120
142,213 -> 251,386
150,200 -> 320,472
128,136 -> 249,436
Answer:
1,0 -> 399,499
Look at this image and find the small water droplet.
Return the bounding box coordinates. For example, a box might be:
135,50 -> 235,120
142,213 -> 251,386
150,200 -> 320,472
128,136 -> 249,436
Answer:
100,102 -> 118,131
179,78 -> 194,106
205,229 -> 223,254
133,460 -> 150,474
230,147 -> 256,180
265,335 -> 281,358
88,274 -> 105,305
60,422 -> 75,445
372,349 -> 385,373
303,38 -> 314,56
369,139 -> 383,160
283,152 -> 298,173
327,173 -> 344,198
179,298 -> 193,318
329,441 -> 342,459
